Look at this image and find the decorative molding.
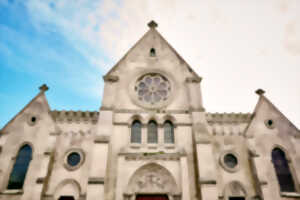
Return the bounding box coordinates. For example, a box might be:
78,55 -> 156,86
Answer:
94,135 -> 110,143
119,152 -> 185,161
206,113 -> 252,124
114,109 -> 190,114
88,177 -> 105,184
50,110 -> 99,124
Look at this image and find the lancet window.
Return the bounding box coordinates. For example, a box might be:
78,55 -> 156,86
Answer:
7,144 -> 32,189
272,148 -> 296,192
164,120 -> 174,143
148,120 -> 158,143
131,120 -> 142,143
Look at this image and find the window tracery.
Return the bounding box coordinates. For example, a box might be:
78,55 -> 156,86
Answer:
135,74 -> 171,105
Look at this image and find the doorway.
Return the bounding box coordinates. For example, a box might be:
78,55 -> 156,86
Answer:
136,194 -> 169,200
229,197 -> 245,200
58,196 -> 75,200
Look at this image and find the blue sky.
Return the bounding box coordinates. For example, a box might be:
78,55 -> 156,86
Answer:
1,0 -> 300,128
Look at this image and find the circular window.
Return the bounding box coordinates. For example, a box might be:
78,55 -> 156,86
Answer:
67,152 -> 81,167
64,149 -> 85,171
135,73 -> 171,105
224,154 -> 238,168
27,114 -> 39,126
265,119 -> 275,129
220,151 -> 240,173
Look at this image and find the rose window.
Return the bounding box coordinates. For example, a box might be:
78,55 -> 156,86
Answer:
135,74 -> 171,105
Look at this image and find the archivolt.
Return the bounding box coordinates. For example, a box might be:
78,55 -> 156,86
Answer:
126,163 -> 180,195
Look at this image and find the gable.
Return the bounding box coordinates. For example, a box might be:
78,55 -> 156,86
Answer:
104,21 -> 200,81
245,91 -> 299,139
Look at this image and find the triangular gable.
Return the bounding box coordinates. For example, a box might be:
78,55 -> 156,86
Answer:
245,89 -> 299,138
0,84 -> 52,134
104,21 -> 200,80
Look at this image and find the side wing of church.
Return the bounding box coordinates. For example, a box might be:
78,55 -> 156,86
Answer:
0,21 -> 299,200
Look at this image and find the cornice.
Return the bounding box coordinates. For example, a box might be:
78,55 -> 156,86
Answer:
50,110 -> 99,124
206,112 -> 253,124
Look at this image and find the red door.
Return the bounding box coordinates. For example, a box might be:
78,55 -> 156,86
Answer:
136,195 -> 168,200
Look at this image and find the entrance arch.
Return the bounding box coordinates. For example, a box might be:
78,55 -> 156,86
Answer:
124,163 -> 180,200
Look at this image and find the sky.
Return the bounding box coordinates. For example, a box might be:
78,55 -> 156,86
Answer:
0,0 -> 299,129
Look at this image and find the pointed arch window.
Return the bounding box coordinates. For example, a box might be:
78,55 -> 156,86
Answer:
164,121 -> 174,144
131,120 -> 142,143
7,144 -> 32,189
271,148 -> 296,192
148,120 -> 158,143
150,48 -> 156,57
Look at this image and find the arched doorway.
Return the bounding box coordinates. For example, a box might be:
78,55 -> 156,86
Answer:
124,163 -> 180,200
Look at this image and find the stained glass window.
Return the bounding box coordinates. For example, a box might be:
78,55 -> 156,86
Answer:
164,121 -> 174,144
131,120 -> 142,143
7,145 -> 32,189
272,148 -> 296,192
135,74 -> 171,105
148,120 -> 158,143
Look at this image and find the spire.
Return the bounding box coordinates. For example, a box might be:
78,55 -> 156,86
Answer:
148,20 -> 158,29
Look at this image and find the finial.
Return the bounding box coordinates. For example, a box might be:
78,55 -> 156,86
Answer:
39,84 -> 49,92
255,89 -> 265,96
148,20 -> 158,28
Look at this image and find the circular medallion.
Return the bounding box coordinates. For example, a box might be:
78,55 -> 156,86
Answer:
220,151 -> 240,173
134,73 -> 171,106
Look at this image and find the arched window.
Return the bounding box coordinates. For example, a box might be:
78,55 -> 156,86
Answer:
131,120 -> 142,143
7,144 -> 32,189
150,48 -> 156,57
148,120 -> 158,143
164,121 -> 174,144
272,148 -> 296,192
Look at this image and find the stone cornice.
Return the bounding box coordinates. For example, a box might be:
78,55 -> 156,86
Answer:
206,113 -> 253,124
50,110 -> 99,124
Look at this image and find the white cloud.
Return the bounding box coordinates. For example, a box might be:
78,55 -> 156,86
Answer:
23,0 -> 300,127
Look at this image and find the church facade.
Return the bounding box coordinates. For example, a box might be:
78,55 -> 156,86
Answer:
0,21 -> 299,200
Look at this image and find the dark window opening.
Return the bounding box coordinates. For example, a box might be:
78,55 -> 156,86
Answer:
164,120 -> 174,143
267,119 -> 273,126
224,154 -> 238,168
131,120 -> 142,143
58,196 -> 75,200
31,116 -> 36,123
67,152 -> 81,167
229,197 -> 245,200
148,120 -> 158,143
272,148 -> 296,192
136,194 -> 169,200
7,145 -> 32,190
150,48 -> 156,57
